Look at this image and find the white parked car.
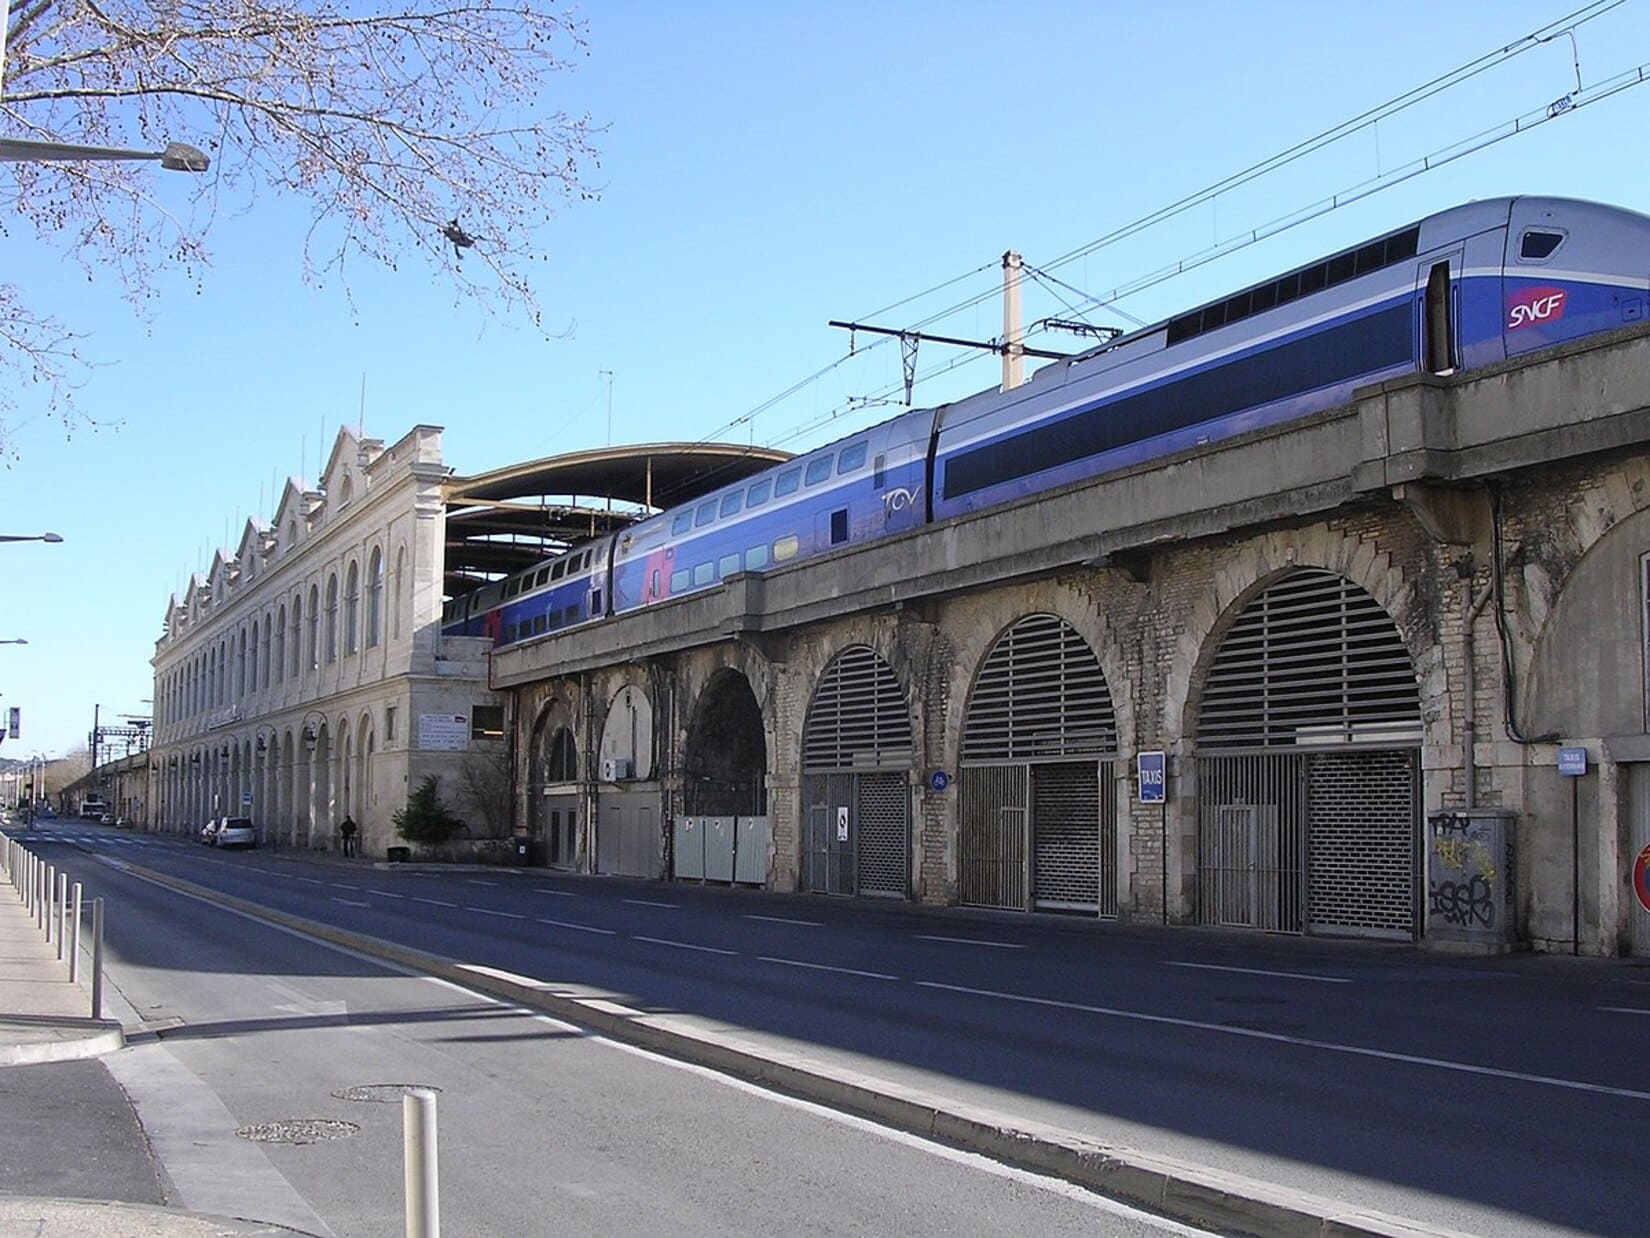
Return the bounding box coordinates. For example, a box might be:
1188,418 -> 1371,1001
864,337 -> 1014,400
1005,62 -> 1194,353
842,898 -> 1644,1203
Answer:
214,817 -> 257,849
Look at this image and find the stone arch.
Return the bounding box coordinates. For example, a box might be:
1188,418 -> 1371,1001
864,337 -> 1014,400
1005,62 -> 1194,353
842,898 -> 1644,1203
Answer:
529,695 -> 580,868
683,669 -> 767,816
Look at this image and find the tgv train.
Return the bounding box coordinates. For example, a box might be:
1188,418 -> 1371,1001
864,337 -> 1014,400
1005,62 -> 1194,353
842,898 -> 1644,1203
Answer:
443,195 -> 1650,649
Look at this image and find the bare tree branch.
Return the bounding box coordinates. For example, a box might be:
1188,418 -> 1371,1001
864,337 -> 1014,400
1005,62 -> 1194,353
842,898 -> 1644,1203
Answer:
0,0 -> 601,450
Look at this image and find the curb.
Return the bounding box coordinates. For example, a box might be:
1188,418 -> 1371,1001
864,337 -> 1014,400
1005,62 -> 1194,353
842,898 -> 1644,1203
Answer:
0,1015 -> 125,1067
125,861 -> 1468,1238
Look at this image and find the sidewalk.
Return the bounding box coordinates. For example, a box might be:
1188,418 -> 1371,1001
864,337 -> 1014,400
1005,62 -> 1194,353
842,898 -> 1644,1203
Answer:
0,835 -> 315,1236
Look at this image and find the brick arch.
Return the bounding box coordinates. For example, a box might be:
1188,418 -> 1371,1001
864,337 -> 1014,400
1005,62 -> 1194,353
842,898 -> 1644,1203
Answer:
1167,527 -> 1442,749
941,581 -> 1135,766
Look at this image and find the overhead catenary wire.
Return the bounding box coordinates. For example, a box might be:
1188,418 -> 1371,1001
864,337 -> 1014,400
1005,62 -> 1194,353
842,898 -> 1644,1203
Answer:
691,0 -> 1638,455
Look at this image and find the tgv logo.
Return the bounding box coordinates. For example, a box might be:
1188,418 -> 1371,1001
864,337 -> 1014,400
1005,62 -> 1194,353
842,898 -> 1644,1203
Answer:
1507,287 -> 1567,330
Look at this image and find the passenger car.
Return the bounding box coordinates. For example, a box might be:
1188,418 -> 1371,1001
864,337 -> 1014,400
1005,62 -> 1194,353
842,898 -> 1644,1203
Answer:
213,817 -> 257,849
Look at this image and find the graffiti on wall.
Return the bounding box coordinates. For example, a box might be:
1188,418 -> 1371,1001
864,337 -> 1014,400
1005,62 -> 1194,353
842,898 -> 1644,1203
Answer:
1427,812 -> 1511,937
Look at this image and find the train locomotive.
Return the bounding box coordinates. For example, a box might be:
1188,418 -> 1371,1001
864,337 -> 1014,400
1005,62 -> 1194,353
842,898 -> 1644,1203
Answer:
443,195 -> 1650,649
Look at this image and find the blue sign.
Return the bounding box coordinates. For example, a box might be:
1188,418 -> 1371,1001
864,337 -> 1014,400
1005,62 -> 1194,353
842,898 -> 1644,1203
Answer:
1558,747 -> 1588,777
1137,751 -> 1166,804
929,770 -> 951,793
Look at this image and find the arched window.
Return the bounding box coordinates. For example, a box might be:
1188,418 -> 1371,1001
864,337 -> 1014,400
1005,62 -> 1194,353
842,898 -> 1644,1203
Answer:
307,584 -> 320,670
345,561 -> 360,655
393,546 -> 406,639
291,594 -> 303,677
325,573 -> 339,664
275,604 -> 287,684
367,547 -> 384,648
237,630 -> 247,697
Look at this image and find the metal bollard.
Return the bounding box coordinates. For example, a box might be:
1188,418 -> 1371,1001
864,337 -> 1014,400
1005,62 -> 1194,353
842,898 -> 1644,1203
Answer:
90,898 -> 104,1021
44,864 -> 55,944
70,883 -> 83,984
56,873 -> 67,960
403,1088 -> 440,1238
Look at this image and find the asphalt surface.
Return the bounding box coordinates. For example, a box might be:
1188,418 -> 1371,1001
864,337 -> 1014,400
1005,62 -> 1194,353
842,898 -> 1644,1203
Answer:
8,821 -> 1642,1235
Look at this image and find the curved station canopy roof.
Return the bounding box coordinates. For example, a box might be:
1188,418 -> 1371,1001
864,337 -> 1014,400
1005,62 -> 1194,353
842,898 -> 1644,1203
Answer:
441,442 -> 791,596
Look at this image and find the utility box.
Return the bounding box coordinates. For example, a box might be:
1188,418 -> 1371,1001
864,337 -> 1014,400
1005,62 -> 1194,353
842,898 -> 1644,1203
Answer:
1426,809 -> 1518,951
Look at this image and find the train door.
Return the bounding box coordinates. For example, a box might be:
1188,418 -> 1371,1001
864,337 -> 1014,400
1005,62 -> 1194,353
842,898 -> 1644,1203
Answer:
1416,248 -> 1463,376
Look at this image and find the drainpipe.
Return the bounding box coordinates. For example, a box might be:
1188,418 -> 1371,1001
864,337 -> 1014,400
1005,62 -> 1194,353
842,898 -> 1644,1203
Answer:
1462,578 -> 1495,810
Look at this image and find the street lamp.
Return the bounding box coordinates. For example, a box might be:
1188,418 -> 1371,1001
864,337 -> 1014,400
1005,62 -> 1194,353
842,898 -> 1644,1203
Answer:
0,639 -> 25,646
0,533 -> 61,544
0,137 -> 209,172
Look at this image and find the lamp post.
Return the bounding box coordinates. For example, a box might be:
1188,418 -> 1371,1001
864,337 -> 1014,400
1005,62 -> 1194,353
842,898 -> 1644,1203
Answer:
0,136 -> 209,172
0,533 -> 61,544
0,638 -> 27,645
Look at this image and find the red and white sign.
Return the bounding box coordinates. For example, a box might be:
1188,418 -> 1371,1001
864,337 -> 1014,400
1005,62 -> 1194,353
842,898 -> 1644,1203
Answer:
1506,287 -> 1568,330
1634,844 -> 1650,915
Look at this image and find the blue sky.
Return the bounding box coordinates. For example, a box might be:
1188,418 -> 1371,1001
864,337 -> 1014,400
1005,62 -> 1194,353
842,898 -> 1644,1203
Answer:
3,0 -> 1648,758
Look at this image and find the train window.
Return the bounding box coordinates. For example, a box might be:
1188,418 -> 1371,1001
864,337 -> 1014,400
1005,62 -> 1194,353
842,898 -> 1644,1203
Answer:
695,502 -> 717,528
1354,239 -> 1387,275
1519,230 -> 1564,261
747,478 -> 772,507
534,614 -> 547,635
1251,282 -> 1278,312
1299,263 -> 1327,295
830,509 -> 848,545
745,545 -> 769,571
837,442 -> 868,473
720,491 -> 742,518
804,456 -> 833,485
590,588 -> 602,614
1201,302 -> 1226,331
672,512 -> 692,536
551,561 -> 565,581
1326,252 -> 1356,284
537,568 -> 549,586
692,561 -> 715,586
671,569 -> 691,593
718,553 -> 741,578
775,468 -> 802,497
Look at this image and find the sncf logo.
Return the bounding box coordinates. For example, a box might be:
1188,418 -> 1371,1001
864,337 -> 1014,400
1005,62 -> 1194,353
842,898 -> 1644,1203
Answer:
1507,287 -> 1567,330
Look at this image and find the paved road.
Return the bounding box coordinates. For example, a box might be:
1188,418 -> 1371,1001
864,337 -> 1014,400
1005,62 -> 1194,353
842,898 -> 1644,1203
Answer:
11,824 -> 1209,1237
25,821 -> 1650,1235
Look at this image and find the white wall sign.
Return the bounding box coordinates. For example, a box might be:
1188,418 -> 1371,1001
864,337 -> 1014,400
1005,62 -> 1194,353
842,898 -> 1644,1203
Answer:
419,713 -> 470,751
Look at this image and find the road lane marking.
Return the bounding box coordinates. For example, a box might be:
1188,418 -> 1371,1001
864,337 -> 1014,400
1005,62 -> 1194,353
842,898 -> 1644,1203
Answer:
635,935 -> 736,956
330,883 -> 361,890
412,897 -> 458,908
919,980 -> 1650,1102
915,935 -> 1026,950
532,888 -> 574,897
467,879 -> 499,886
1167,961 -> 1352,984
332,898 -> 370,908
296,877 -> 327,886
377,891 -> 405,899
745,914 -> 824,926
760,956 -> 898,980
466,907 -> 526,920
624,898 -> 677,909
535,917 -> 615,935
1602,1006 -> 1650,1016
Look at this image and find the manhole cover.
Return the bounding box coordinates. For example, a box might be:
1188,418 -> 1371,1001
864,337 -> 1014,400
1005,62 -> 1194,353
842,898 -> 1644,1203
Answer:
333,1083 -> 445,1104
236,1119 -> 360,1144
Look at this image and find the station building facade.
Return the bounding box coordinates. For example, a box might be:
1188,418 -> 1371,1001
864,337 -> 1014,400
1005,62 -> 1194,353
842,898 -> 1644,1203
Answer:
149,427 -> 502,854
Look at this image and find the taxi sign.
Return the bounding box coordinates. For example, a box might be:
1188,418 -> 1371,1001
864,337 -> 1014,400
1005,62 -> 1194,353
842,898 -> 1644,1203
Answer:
1137,751 -> 1166,804
1558,747 -> 1588,776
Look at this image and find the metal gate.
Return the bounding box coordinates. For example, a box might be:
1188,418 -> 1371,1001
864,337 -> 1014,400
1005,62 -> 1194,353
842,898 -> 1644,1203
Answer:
1306,749 -> 1419,938
958,614 -> 1118,914
1629,765 -> 1650,956
800,646 -> 912,897
1195,571 -> 1422,938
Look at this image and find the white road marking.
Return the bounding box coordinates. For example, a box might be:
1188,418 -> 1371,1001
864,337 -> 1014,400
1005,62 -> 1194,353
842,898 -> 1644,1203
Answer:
920,980 -> 1650,1102
536,917 -> 616,936
915,935 -> 1026,950
532,887 -> 574,897
761,956 -> 898,981
377,890 -> 405,899
330,883 -> 360,890
1602,1006 -> 1650,1017
624,898 -> 677,909
467,907 -> 526,920
331,898 -> 370,908
1167,961 -> 1352,984
467,879 -> 499,886
745,914 -> 824,926
296,877 -> 327,885
635,935 -> 736,956
412,897 -> 457,908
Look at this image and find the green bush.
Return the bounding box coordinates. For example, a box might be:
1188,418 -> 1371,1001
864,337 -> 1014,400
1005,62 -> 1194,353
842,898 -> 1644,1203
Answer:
392,775 -> 466,845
